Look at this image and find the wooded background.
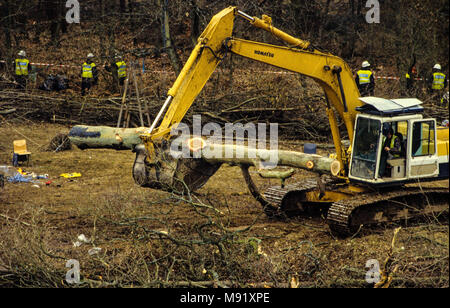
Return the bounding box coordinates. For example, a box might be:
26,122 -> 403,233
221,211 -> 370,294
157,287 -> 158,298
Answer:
1,0 -> 448,75
0,0 -> 448,140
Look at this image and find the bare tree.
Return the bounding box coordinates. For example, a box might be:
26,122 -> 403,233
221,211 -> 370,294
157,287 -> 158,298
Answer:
158,0 -> 182,75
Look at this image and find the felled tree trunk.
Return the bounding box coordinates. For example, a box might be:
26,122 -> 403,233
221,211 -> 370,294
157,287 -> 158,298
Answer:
185,137 -> 341,176
68,125 -> 147,150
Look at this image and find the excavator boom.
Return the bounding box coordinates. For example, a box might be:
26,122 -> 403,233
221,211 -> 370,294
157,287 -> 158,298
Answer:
145,7 -> 236,139
140,6 -> 363,177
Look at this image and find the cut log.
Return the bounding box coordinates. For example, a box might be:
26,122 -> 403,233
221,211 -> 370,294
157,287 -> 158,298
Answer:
186,137 -> 341,176
133,136 -> 341,194
68,125 -> 147,150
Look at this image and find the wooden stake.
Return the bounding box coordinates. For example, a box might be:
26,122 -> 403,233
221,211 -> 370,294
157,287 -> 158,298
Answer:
132,63 -> 144,127
117,77 -> 129,128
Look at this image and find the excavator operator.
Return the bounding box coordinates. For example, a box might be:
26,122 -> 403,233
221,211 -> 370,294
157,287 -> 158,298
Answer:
379,127 -> 401,177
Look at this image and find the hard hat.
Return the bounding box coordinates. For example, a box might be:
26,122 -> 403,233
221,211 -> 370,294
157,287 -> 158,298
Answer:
87,53 -> 94,58
362,61 -> 371,68
382,123 -> 390,136
18,50 -> 26,57
433,64 -> 442,70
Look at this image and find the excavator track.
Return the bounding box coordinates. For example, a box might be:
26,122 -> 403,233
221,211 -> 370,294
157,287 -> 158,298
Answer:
263,178 -> 448,235
263,176 -> 339,216
327,187 -> 449,235
264,180 -> 316,207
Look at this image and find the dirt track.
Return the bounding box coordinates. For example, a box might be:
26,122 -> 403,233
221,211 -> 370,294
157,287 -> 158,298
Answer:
0,123 -> 448,288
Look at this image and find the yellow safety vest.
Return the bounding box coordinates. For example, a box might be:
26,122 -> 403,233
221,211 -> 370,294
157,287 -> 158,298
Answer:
116,61 -> 127,78
82,62 -> 96,78
15,59 -> 29,76
432,72 -> 446,90
357,70 -> 373,85
405,73 -> 410,79
383,135 -> 400,158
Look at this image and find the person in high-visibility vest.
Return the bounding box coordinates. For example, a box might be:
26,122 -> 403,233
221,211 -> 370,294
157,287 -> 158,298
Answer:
378,128 -> 402,178
14,50 -> 32,89
429,64 -> 447,92
106,55 -> 127,93
355,61 -> 375,96
404,65 -> 419,97
404,55 -> 418,96
115,55 -> 127,86
81,53 -> 98,96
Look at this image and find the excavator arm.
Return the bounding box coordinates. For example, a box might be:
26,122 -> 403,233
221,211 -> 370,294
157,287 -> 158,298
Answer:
136,6 -> 363,191
143,7 -> 236,141
226,37 -> 362,169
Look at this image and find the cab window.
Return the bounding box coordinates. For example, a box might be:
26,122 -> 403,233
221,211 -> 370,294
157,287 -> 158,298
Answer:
351,117 -> 381,179
412,121 -> 436,156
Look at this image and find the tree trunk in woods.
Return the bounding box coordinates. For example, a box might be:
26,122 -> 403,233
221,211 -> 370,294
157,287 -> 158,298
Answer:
47,0 -> 61,46
190,0 -> 200,47
1,0 -> 12,53
99,0 -> 106,60
159,0 -> 182,76
120,0 -> 126,13
357,0 -> 363,16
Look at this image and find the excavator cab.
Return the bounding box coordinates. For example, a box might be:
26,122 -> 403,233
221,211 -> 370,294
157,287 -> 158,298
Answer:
349,97 -> 444,186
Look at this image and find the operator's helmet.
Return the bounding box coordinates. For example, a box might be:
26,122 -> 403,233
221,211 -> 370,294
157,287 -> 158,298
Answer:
18,50 -> 26,57
387,128 -> 394,136
433,64 -> 442,70
87,53 -> 94,58
382,123 -> 391,136
362,61 -> 371,68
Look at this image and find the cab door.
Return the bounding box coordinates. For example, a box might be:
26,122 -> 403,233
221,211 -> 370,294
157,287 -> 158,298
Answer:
408,119 -> 439,179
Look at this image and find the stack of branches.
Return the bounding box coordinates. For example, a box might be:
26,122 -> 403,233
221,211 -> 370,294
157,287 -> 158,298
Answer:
0,89 -> 333,141
45,133 -> 72,152
196,92 -> 332,142
423,104 -> 449,124
0,90 -> 162,127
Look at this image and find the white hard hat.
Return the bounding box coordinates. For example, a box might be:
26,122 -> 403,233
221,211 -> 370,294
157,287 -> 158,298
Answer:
87,53 -> 94,58
433,64 -> 442,70
362,61 -> 371,68
18,50 -> 26,57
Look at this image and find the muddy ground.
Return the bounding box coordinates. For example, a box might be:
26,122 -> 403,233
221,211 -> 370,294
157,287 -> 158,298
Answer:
0,122 -> 448,288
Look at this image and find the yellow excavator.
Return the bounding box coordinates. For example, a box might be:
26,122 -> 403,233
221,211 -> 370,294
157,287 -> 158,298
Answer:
132,7 -> 449,234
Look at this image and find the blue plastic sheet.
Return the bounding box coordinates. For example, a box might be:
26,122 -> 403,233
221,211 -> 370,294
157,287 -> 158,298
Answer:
7,173 -> 37,183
